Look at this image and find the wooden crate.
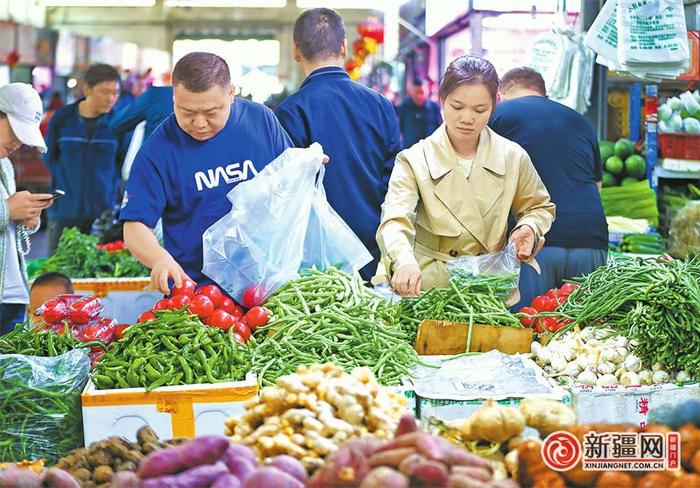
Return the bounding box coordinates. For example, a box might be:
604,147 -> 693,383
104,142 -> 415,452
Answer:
414,320 -> 533,356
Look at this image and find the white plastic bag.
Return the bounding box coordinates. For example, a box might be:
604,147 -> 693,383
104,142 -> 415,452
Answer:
446,242 -> 521,302
202,143 -> 372,305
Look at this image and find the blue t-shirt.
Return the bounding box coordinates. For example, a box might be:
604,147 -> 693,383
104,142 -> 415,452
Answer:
489,96 -> 608,250
120,98 -> 292,283
397,98 -> 442,149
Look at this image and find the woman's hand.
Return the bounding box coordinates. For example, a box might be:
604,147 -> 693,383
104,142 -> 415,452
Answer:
7,191 -> 53,221
391,264 -> 422,297
511,225 -> 542,261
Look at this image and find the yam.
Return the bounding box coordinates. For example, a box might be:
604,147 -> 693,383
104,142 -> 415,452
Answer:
0,467 -> 42,488
137,426 -> 159,446
87,450 -> 111,468
368,448 -> 417,468
394,413 -> 418,437
71,468 -> 92,481
411,460 -> 449,487
450,465 -> 493,482
679,424 -> 700,467
109,471 -> 140,488
358,467 -> 409,488
243,467 -> 305,488
141,461 -> 229,488
692,449 -> 700,473
268,455 -> 307,483
138,435 -> 230,479
212,473 -> 242,488
445,474 -> 489,488
122,450 -> 144,464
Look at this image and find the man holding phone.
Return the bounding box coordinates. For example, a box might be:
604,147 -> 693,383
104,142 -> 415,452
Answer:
0,83 -> 53,333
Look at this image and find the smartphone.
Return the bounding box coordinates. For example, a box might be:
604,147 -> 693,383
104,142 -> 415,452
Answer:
51,189 -> 65,200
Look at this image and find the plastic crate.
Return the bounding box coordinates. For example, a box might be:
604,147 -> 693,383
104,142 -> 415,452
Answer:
658,133 -> 700,160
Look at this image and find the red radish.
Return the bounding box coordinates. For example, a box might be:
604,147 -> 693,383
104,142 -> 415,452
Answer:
197,285 -> 225,307
137,311 -> 156,323
241,284 -> 266,308
518,307 -> 538,328
244,307 -> 269,330
190,295 -> 215,319
172,278 -> 197,298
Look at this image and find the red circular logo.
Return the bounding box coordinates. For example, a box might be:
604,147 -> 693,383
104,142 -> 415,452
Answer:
542,431 -> 582,471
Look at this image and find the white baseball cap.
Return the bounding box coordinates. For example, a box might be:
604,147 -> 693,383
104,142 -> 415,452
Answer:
0,83 -> 47,153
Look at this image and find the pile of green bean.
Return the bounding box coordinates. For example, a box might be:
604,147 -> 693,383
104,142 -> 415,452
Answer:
558,255 -> 700,376
0,349 -> 89,463
93,310 -> 251,391
0,325 -> 83,357
396,273 -> 522,342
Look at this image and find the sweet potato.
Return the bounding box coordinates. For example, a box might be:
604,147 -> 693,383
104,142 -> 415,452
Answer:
212,473 -> 242,488
268,455 -> 307,483
398,453 -> 427,476
487,480 -> 520,488
394,413 -> 418,437
40,468 -> 79,488
358,467 -> 409,488
445,474 -> 489,488
532,472 -> 566,488
562,461 -> 598,486
222,444 -> 257,467
671,473 -> 700,488
109,471 -> 140,488
0,467 -> 42,488
138,435 -> 230,478
376,432 -> 424,452
224,456 -> 255,482
243,467 -> 305,488
306,445 -> 370,487
445,447 -> 493,471
412,459 -> 449,487
368,448 -> 417,468
416,434 -> 449,462
450,466 -> 493,482
595,471 -> 634,487
141,461 -> 229,488
343,437 -> 383,457
637,472 -> 676,488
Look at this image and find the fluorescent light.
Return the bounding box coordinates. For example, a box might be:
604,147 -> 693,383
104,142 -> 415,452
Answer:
165,0 -> 285,7
43,0 -> 155,6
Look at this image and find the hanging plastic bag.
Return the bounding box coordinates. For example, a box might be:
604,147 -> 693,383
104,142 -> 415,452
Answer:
202,143 -> 372,305
446,242 -> 521,303
668,201 -> 700,259
0,349 -> 90,463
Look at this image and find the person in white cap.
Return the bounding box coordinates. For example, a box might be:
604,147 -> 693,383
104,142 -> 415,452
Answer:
0,83 -> 53,333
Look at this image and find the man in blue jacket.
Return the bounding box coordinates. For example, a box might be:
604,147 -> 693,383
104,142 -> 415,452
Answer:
44,64 -> 126,252
397,77 -> 442,149
109,85 -> 174,141
277,8 -> 401,282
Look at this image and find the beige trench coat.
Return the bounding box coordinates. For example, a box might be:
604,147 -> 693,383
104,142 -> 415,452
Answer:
374,124 -> 556,291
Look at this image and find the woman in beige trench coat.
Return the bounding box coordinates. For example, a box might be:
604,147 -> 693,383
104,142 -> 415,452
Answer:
375,56 -> 556,297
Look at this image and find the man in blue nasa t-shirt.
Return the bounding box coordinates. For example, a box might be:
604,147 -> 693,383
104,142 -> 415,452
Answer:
120,52 -> 292,294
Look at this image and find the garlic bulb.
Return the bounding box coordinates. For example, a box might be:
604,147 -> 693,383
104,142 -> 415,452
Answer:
550,354 -> 568,373
639,370 -> 653,385
652,370 -> 670,384
577,368 -> 598,386
575,354 -> 589,369
531,341 -> 542,355
559,345 -> 576,362
623,354 -> 642,372
535,347 -> 551,366
629,339 -> 639,348
676,371 -> 693,383
579,328 -> 594,341
614,347 -> 628,363
616,367 -> 627,379
596,374 -> 619,386
587,339 -> 600,348
615,336 -> 629,348
596,360 -> 616,375
652,363 -> 664,372
601,348 -> 621,363
620,371 -> 641,386
563,361 -> 582,377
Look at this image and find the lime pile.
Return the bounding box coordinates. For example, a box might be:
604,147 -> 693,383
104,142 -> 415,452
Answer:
600,139 -> 647,188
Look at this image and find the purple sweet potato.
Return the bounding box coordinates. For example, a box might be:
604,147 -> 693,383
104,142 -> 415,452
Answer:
268,455 -> 307,482
243,467 -> 304,488
368,448 -> 417,468
376,432 -> 423,452
416,434 -> 449,462
446,474 -> 490,488
486,479 -> 519,488
412,460 -> 449,487
222,444 -> 257,467
109,470 -> 141,488
0,467 -> 42,488
445,448 -> 493,471
306,445 -> 370,488
358,467 -> 409,488
212,473 -> 242,488
141,461 -> 229,488
223,456 -> 255,482
343,437 -> 383,457
138,435 -> 230,478
394,413 -> 418,437
40,468 -> 79,488
450,466 -> 493,482
397,452 -> 427,477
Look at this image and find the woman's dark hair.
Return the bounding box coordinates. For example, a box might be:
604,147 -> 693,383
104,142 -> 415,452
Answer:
84,64 -> 121,88
439,56 -> 499,105
293,8 -> 345,61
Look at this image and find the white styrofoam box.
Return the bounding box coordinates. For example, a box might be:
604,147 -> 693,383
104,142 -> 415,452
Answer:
571,382 -> 700,427
81,373 -> 258,445
71,278 -> 161,325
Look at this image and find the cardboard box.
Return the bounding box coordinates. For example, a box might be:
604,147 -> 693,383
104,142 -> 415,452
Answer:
571,382 -> 700,428
81,374 -> 258,445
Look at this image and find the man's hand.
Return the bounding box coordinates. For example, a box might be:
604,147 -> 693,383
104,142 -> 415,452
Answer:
322,154 -> 330,164
391,263 -> 422,297
150,254 -> 190,295
511,225 -> 541,261
7,191 -> 53,221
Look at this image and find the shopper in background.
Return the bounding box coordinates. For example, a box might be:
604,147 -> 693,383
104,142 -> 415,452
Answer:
44,64 -> 126,253
376,56 -> 555,298
277,7 -> 401,282
0,83 -> 53,333
489,67 -> 607,309
121,52 -> 292,294
28,272 -> 74,325
397,77 -> 442,149
110,83 -> 173,142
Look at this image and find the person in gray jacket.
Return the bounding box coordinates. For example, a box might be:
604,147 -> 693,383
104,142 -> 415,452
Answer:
0,83 -> 53,333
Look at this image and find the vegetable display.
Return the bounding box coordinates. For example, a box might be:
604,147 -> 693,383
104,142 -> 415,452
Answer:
397,273 -> 521,343
617,232 -> 665,255
37,228 -> 148,279
657,89 -> 700,134
308,412 -> 517,488
0,325 -> 83,357
0,349 -> 90,464
225,363 -> 407,470
0,466 -> 78,488
92,310 -> 251,391
518,283 -> 578,333
54,426 -> 182,486
600,180 -> 659,226
599,138 -> 647,188
557,256 -> 700,378
252,269 -> 416,386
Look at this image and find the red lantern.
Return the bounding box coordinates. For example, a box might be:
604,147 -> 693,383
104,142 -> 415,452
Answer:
357,17 -> 384,44
352,38 -> 369,58
5,51 -> 19,67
